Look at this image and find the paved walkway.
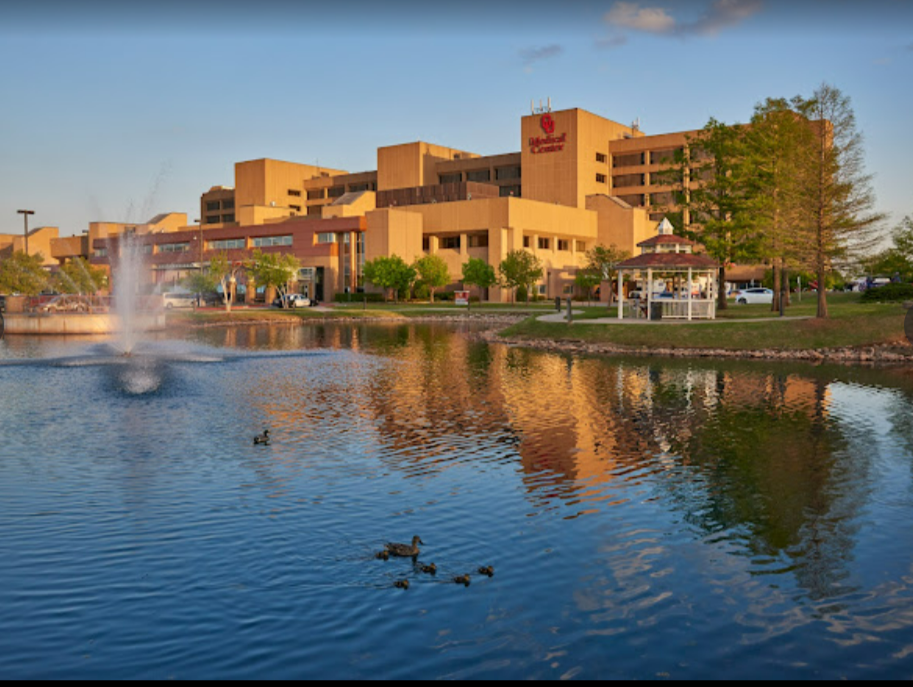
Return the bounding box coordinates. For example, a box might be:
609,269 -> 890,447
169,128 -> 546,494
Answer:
537,311 -> 811,325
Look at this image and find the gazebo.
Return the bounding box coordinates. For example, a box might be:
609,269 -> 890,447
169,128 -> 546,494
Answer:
615,220 -> 719,321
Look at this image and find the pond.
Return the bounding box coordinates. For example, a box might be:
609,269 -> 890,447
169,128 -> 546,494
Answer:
2,321 -> 913,679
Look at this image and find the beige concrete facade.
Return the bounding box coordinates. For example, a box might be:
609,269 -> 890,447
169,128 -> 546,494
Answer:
48,105 -> 729,304
0,225 -> 60,267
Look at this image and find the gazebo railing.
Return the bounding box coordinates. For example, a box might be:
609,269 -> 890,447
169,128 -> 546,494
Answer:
661,299 -> 716,319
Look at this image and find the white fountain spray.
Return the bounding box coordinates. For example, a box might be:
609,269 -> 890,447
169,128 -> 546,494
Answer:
110,232 -> 147,355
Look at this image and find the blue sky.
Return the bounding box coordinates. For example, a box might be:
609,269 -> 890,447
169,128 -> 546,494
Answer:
1,0 -> 911,240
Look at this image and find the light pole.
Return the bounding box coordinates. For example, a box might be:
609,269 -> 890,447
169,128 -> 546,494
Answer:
17,209 -> 34,256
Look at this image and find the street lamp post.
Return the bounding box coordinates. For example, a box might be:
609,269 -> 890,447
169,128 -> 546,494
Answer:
17,209 -> 34,256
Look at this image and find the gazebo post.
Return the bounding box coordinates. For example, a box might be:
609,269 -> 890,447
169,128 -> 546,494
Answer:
687,267 -> 693,321
617,270 -> 624,320
647,268 -> 653,320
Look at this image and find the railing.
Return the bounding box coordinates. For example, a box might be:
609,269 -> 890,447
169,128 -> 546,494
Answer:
625,298 -> 716,319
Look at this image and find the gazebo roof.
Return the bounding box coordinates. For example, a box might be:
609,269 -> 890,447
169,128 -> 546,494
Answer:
636,234 -> 697,247
617,252 -> 718,269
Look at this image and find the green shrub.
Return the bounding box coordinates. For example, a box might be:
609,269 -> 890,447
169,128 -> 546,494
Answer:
516,285 -> 528,302
860,282 -> 913,302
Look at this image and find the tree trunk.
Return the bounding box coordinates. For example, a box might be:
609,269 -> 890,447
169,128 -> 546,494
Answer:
771,258 -> 781,312
782,267 -> 790,307
717,266 -> 728,310
816,266 -> 828,318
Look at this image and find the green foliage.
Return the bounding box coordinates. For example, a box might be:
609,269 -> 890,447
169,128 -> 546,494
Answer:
245,249 -> 301,306
412,254 -> 450,302
363,255 -> 416,302
860,282 -> 913,302
207,252 -> 246,311
334,292 -> 385,303
54,257 -> 108,294
498,250 -> 543,303
182,270 -> 218,296
515,284 -> 528,303
461,257 -> 497,302
0,251 -> 49,296
574,268 -> 602,303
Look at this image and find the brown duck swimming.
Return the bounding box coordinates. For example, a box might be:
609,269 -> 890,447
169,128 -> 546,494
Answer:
394,579 -> 410,590
477,565 -> 494,577
453,574 -> 471,587
375,550 -> 390,561
385,536 -> 423,558
253,429 -> 270,445
420,562 -> 437,575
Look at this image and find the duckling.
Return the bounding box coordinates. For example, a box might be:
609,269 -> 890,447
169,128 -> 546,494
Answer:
384,535 -> 423,558
394,579 -> 409,590
420,562 -> 437,575
453,574 -> 471,587
253,429 -> 270,445
375,550 -> 390,561
477,565 -> 494,577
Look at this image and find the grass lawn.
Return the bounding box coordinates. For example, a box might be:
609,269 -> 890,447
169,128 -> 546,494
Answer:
500,292 -> 910,351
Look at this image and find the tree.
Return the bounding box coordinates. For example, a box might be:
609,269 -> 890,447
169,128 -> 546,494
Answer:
793,83 -> 887,318
412,254 -> 450,303
461,257 -> 497,302
498,250 -> 543,304
574,268 -> 601,305
676,118 -> 761,310
584,244 -> 630,306
182,270 -> 218,305
208,252 -> 246,312
363,255 -> 415,303
54,257 -> 108,295
0,251 -> 48,296
245,249 -> 301,307
745,97 -> 815,311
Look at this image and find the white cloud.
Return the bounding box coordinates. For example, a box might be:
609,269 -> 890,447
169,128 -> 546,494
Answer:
601,0 -> 763,41
604,2 -> 675,33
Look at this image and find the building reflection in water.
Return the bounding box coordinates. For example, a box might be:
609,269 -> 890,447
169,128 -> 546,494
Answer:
193,322 -> 913,604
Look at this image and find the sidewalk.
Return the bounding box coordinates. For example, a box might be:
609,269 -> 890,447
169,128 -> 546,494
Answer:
537,311 -> 811,325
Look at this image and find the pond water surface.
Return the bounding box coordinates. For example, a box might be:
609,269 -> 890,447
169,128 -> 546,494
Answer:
2,321 -> 913,679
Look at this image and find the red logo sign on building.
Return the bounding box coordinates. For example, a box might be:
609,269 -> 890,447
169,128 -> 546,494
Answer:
540,114 -> 555,134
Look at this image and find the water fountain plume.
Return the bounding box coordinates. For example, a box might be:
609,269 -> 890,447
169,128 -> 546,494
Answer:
110,232 -> 148,356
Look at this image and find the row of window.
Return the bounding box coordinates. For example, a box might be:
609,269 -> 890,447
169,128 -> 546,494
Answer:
437,167 -> 521,185
612,148 -> 684,168
205,214 -> 235,224
298,182 -> 378,201
522,237 -> 585,251
205,199 -> 235,211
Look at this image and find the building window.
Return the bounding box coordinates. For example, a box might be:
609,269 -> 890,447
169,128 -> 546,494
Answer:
289,205 -> 301,212
288,189 -> 301,197
298,267 -> 315,280
523,236 -> 530,248
206,201 -> 220,211
499,185 -> 520,197
94,248 -> 107,258
307,189 -> 324,200
439,173 -> 461,184
596,173 -> 606,184
328,186 -> 345,198
596,152 -> 607,163
307,206 -> 322,216
558,239 -> 569,251
252,235 -> 293,247
222,199 -> 234,210
348,182 -> 370,192
575,241 -> 586,252
468,234 -> 489,248
209,238 -> 246,250
317,233 -> 337,244
539,284 -> 548,296
422,237 -> 430,251
142,244 -> 152,254
466,169 -> 490,183
538,237 -> 550,250
650,148 -> 681,165
157,242 -> 190,253
613,152 -> 644,168
441,236 -> 460,249
495,166 -> 521,180
205,215 -> 220,224
221,214 -> 235,223
613,173 -> 645,188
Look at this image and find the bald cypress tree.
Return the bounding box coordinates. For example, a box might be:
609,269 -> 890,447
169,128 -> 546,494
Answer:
793,84 -> 885,318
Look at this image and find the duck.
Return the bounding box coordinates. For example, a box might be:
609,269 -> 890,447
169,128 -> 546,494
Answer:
384,535 -> 423,558
477,565 -> 494,577
253,429 -> 270,445
375,550 -> 390,561
420,562 -> 437,575
394,579 -> 410,590
453,574 -> 471,587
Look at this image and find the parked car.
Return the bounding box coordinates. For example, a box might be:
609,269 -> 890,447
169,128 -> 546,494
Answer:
731,287 -> 774,304
272,294 -> 311,308
39,294 -> 91,313
162,292 -> 197,309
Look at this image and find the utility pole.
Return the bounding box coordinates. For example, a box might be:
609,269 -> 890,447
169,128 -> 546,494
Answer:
17,209 -> 34,255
